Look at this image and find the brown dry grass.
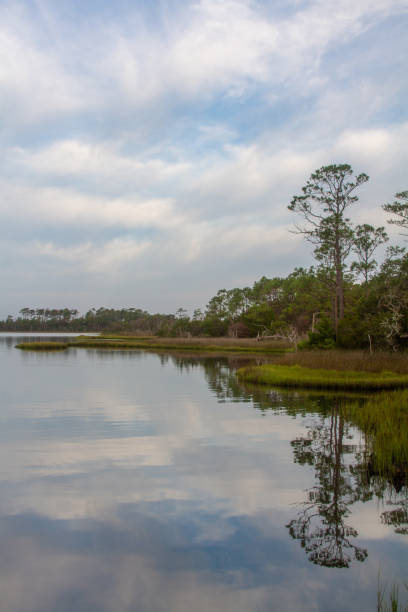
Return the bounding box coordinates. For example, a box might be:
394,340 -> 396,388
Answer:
273,350 -> 408,374
98,335 -> 291,350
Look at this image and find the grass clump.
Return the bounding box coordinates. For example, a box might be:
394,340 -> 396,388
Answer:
377,574 -> 408,612
236,364 -> 408,391
273,350 -> 408,374
16,342 -> 69,351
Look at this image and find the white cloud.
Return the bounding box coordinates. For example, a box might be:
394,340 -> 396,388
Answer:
1,0 -> 406,125
88,0 -> 407,112
0,0 -> 407,313
2,117 -> 407,294
0,12 -> 89,124
12,140 -> 191,185
335,123 -> 408,167
33,238 -> 151,273
34,241 -> 92,262
0,180 -> 179,230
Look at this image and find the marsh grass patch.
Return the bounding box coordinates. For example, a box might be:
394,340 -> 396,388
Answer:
237,364 -> 408,391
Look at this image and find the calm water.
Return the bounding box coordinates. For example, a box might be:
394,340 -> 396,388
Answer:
0,334 -> 406,611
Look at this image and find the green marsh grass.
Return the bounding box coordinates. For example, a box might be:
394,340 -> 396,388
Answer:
236,364 -> 408,391
273,350 -> 408,374
343,390 -> 408,480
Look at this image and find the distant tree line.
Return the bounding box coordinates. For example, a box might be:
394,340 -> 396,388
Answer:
0,307 -> 176,335
2,165 -> 407,350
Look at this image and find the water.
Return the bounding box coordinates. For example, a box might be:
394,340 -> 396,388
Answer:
0,334 -> 406,611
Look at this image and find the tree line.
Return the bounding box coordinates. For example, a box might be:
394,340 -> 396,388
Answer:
0,307 -> 177,334
2,164 -> 407,350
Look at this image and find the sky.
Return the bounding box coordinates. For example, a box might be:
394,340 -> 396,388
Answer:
1,0 -> 407,317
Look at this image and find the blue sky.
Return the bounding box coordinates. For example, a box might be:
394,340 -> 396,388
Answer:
1,0 -> 407,317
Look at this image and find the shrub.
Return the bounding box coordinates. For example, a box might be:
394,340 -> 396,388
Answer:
304,317 -> 336,350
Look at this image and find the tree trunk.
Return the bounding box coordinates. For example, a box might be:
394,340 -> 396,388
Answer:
335,230 -> 344,339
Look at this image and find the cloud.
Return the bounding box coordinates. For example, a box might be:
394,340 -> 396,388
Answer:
335,123 -> 408,167
0,0 -> 407,314
1,0 -> 406,126
1,180 -> 179,230
98,0 -> 407,108
12,140 -> 191,188
0,7 -> 89,126
33,238 -> 151,273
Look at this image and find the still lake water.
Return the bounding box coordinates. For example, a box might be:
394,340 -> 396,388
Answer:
0,334 -> 406,611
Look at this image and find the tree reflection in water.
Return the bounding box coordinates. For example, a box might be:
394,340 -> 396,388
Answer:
381,495 -> 408,535
286,403 -> 368,567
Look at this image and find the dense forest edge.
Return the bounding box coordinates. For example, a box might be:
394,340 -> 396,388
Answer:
3,164 -> 408,353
